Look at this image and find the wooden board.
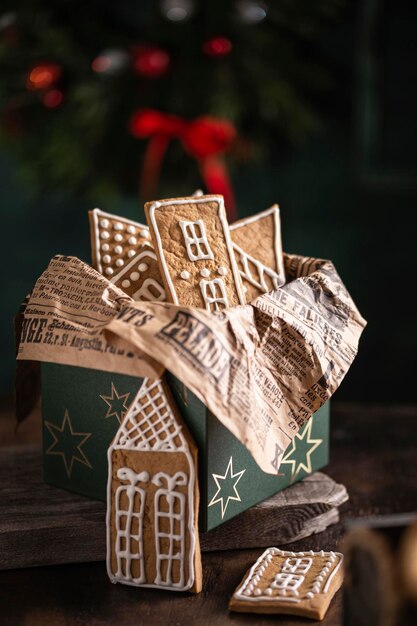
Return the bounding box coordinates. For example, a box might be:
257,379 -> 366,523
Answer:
0,444 -> 348,570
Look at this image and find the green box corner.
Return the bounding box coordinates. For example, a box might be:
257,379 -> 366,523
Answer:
40,363 -> 329,532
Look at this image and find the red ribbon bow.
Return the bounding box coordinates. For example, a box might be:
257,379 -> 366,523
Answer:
129,109 -> 237,221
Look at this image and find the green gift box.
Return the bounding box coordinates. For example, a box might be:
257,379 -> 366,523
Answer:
41,362 -> 329,532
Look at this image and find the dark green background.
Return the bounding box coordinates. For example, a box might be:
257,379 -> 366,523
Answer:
3,1 -> 417,403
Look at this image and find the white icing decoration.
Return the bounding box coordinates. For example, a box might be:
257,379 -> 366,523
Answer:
147,196 -> 245,306
114,222 -> 124,230
114,234 -> 123,242
100,219 -> 109,228
91,208 -> 147,275
115,245 -> 123,254
114,468 -> 148,583
110,249 -> 166,303
199,278 -> 229,312
140,229 -> 149,238
132,278 -> 166,302
121,279 -> 131,289
233,243 -> 284,294
127,225 -> 136,234
218,266 -> 227,276
116,259 -> 124,267
101,231 -> 110,239
229,204 -> 285,283
128,236 -> 137,245
200,268 -> 210,278
103,255 -> 111,264
105,267 -> 114,275
180,271 -> 190,280
128,250 -> 136,258
153,471 -> 188,587
192,189 -> 204,197
138,263 -> 148,272
106,378 -> 196,591
179,219 -> 214,262
232,548 -> 343,604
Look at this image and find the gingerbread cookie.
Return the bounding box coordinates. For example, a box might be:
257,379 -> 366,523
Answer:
230,205 -> 285,301
144,195 -> 245,311
107,378 -> 202,593
229,547 -> 343,620
111,248 -> 166,302
89,208 -> 151,277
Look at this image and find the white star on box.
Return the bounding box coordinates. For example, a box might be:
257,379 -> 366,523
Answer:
208,456 -> 246,519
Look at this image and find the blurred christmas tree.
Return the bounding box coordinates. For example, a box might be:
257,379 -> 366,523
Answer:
0,0 -> 344,202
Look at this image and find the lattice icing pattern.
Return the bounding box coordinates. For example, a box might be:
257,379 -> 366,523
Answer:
232,244 -> 284,298
89,208 -> 151,276
230,205 -> 286,301
113,379 -> 187,451
111,248 -> 166,302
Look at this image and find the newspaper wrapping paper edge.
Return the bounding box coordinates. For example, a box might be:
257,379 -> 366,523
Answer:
16,254 -> 366,474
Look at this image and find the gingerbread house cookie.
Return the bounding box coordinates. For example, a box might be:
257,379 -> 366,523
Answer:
144,195 -> 246,311
230,205 -> 285,301
229,547 -> 343,620
111,248 -> 166,302
89,208 -> 151,277
107,378 -> 202,593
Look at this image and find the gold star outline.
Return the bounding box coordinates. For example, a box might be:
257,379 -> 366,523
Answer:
208,456 -> 246,519
281,418 -> 322,482
100,382 -> 130,423
45,410 -> 92,478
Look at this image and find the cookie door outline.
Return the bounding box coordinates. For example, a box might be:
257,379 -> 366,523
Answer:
134,278 -> 166,302
199,277 -> 229,311
114,468 -> 148,584
153,471 -> 188,588
179,219 -> 214,261
107,378 -> 197,591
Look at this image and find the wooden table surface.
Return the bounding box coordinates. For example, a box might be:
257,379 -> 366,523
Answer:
1,402 -> 417,626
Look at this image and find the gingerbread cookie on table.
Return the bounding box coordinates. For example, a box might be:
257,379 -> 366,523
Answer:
230,205 -> 285,302
144,195 -> 246,311
89,208 -> 151,277
229,547 -> 343,620
107,378 -> 202,593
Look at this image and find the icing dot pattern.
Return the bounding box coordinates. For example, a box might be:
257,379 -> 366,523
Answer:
92,210 -> 152,276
